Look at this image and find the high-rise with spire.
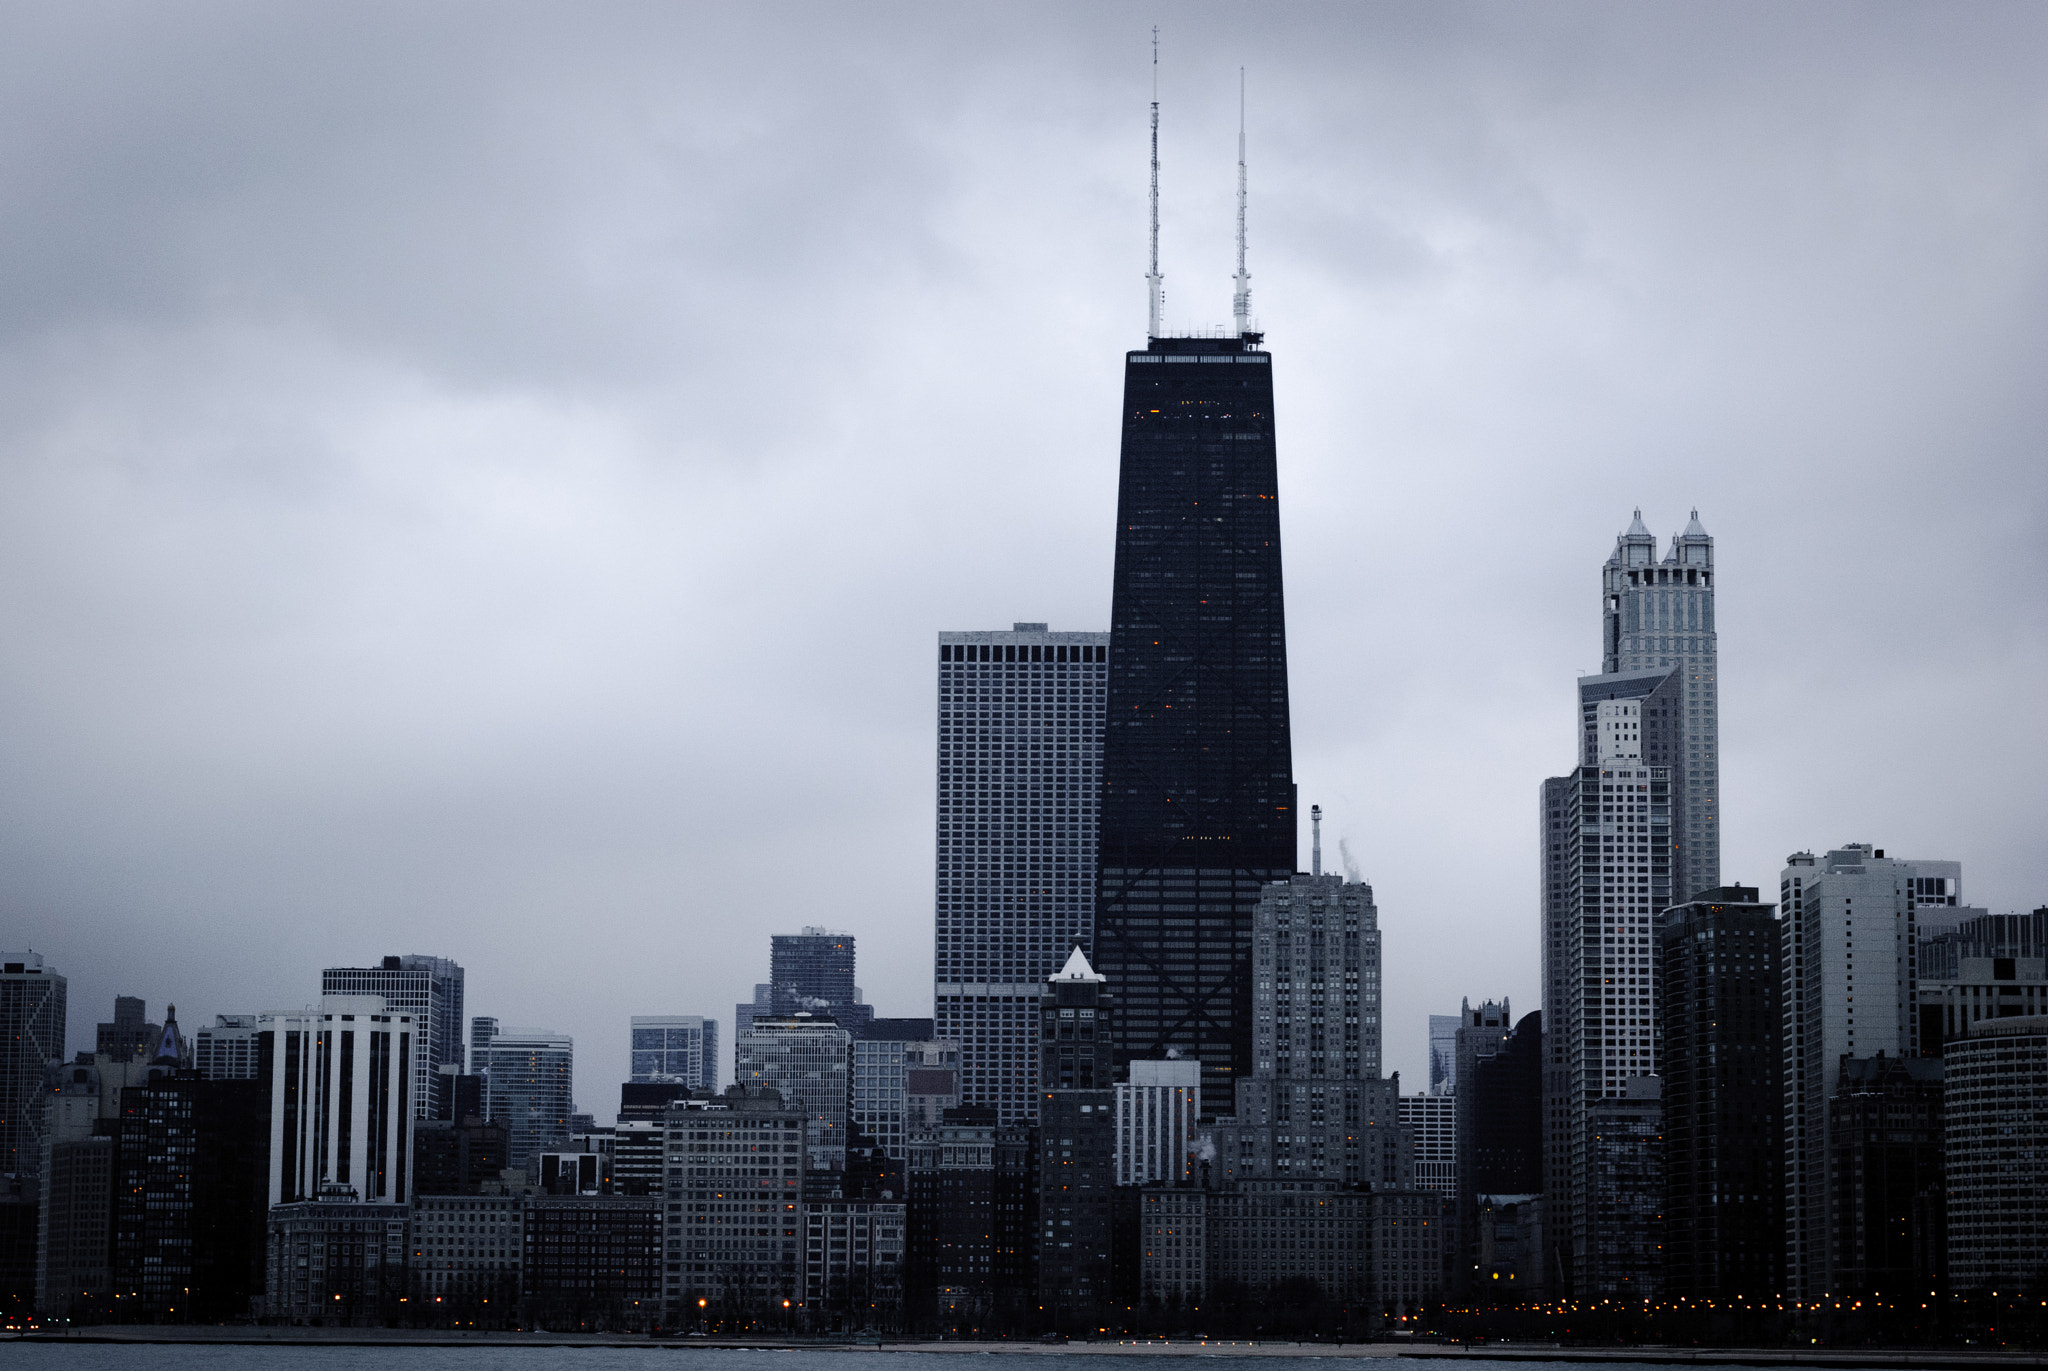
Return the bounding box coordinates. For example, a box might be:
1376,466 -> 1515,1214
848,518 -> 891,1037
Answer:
1094,75 -> 1295,1112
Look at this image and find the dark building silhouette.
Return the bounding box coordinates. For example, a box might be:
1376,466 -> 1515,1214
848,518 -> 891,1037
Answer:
1094,331 -> 1295,1109
1036,1088 -> 1116,1325
436,1068 -> 485,1122
523,1194 -> 660,1330
1659,886 -> 1782,1301
1041,949 -> 1115,1090
1458,1009 -> 1542,1290
904,1106 -> 1002,1322
620,1080 -> 693,1122
1829,1054 -> 1944,1300
95,995 -> 157,1063
412,1114 -> 512,1195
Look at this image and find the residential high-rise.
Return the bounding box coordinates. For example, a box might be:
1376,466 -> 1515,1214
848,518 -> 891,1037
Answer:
1220,873 -> 1401,1188
1781,844 -> 1959,1301
1828,1053 -> 1945,1300
935,625 -> 1109,1123
322,955 -> 466,1120
1,952 -> 67,1180
1458,1007 -> 1542,1292
262,995 -> 419,1208
1601,508 -> 1719,900
1113,1056 -> 1200,1187
1095,327 -> 1296,1112
470,1021 -> 574,1175
629,1015 -> 718,1091
1538,661 -> 1685,1294
1945,1015 -> 2048,1294
35,1058 -> 113,1316
736,1013 -> 852,1169
849,1019 -> 955,1160
766,928 -> 871,1028
660,1088 -> 806,1319
1659,886 -> 1781,1302
192,1015 -> 262,1080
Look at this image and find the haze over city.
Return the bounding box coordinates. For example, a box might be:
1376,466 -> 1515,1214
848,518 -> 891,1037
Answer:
3,3 -> 2044,1099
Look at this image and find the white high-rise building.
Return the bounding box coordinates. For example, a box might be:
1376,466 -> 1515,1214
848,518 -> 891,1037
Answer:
629,1015 -> 718,1090
261,995 -> 418,1207
1114,1057 -> 1201,1186
1540,663 -> 1687,1297
192,1014 -> 262,1080
934,624 -> 1108,1124
1602,509 -> 1719,901
1401,1093 -> 1457,1196
321,955 -> 466,1120
1780,843 -> 1960,1301
737,1013 -> 852,1169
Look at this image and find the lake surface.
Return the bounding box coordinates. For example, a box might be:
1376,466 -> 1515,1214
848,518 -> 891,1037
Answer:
0,1351 -> 1917,1371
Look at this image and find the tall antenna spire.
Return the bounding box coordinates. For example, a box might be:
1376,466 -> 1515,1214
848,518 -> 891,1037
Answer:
1147,27 -> 1164,340
1233,67 -> 1252,337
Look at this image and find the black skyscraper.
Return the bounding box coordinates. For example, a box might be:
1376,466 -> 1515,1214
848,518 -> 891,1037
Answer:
1095,330 -> 1296,1107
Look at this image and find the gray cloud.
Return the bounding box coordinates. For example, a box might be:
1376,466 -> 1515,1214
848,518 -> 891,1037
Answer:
3,2 -> 2043,1097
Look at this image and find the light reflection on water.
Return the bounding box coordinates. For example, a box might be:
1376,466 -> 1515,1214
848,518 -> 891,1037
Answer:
0,1351 -> 1900,1371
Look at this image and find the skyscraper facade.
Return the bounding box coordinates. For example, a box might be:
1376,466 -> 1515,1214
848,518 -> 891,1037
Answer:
1658,887 -> 1781,1301
736,1013 -> 852,1170
1,952 -> 67,1180
769,929 -> 870,1027
935,625 -> 1108,1123
471,1022 -> 575,1174
1945,1015 -> 2048,1294
261,995 -> 418,1207
321,955 -> 466,1120
1095,333 -> 1296,1111
1428,1014 -> 1461,1096
1539,662 -> 1685,1295
629,1015 -> 718,1091
1781,843 -> 1959,1301
1602,509 -> 1719,900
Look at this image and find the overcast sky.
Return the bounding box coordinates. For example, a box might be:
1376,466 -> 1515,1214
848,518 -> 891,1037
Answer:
4,3 -> 2044,1103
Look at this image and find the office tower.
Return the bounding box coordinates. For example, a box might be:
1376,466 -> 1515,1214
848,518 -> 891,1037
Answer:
35,1058 -> 113,1316
469,1016 -> 497,1069
1,952 -> 67,1180
660,1088 -> 806,1317
935,625 -> 1109,1123
737,1014 -> 852,1169
1538,664 -> 1683,1294
1114,1057 -> 1200,1186
435,1067 -> 485,1122
1453,989 -> 1511,1260
1602,508 -> 1719,900
1945,1015 -> 2048,1293
849,1018 -> 953,1160
409,1192 -> 525,1311
261,995 -> 419,1207
110,1009 -> 269,1319
1223,874 -> 1401,1187
1659,886 -> 1782,1302
192,1014 -> 262,1080
630,1015 -> 719,1090
1095,326 -> 1296,1113
1459,1009 -> 1543,1292
1428,1014 -> 1461,1095
766,928 -> 871,1029
1401,1094 -> 1457,1196
95,995 -> 156,1061
471,1023 -> 574,1174
323,955 -> 466,1120
1827,1054 -> 1945,1299
1781,844 -> 1960,1301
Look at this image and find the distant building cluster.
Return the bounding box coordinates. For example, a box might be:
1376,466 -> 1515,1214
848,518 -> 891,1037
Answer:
2,263 -> 2039,1340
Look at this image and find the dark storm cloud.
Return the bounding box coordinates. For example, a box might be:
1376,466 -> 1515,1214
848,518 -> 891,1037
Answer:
2,3 -> 2043,1094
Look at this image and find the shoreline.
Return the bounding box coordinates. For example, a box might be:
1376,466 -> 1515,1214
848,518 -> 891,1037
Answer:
10,1330 -> 2048,1367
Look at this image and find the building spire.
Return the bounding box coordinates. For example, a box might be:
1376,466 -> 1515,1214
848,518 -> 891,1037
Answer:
1147,27 -> 1164,340
1233,67 -> 1252,337
1310,803 -> 1322,877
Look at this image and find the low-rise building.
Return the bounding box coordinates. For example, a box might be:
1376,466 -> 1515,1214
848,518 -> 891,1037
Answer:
524,1193 -> 660,1330
264,1186 -> 411,1323
409,1192 -> 523,1317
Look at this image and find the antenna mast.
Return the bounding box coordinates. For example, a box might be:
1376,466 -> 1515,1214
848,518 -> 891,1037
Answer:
1233,67 -> 1252,337
1311,804 -> 1322,877
1147,27 -> 1164,340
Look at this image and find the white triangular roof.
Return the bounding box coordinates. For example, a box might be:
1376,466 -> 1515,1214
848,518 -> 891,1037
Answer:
1052,946 -> 1105,982
1625,508 -> 1651,538
1682,508 -> 1708,538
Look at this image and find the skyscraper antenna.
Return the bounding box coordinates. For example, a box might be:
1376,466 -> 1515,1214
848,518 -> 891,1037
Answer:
1147,27 -> 1164,340
1311,803 -> 1322,878
1233,67 -> 1251,337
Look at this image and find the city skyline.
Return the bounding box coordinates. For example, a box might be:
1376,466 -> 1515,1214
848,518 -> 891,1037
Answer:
4,8 -> 2045,1100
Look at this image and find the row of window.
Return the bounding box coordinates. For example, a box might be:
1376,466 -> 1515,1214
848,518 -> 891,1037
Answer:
942,644 -> 1105,663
